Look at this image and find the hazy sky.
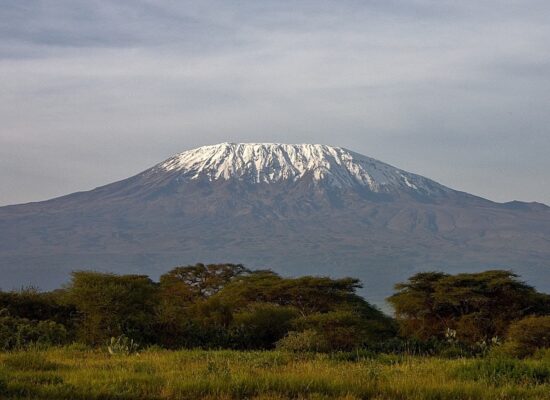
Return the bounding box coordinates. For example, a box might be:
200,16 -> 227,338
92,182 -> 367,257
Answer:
1,1 -> 549,206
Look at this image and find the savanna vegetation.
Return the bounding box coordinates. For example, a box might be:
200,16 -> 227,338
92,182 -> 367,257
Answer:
0,265 -> 549,399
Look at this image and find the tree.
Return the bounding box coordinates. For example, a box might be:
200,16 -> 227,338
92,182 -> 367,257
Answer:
66,271 -> 158,345
159,263 -> 249,299
388,270 -> 550,343
291,310 -> 387,351
214,271 -> 370,315
0,287 -> 76,329
155,264 -> 248,347
230,303 -> 299,349
214,271 -> 395,347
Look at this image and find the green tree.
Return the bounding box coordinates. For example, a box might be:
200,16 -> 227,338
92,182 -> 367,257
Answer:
0,287 -> 76,329
155,264 -> 248,348
291,310 -> 387,351
388,270 -> 550,343
215,271 -> 373,314
214,271 -> 395,347
160,263 -> 249,299
66,271 -> 158,345
230,303 -> 299,349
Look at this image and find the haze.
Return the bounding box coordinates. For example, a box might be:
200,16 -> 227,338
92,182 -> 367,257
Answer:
1,1 -> 549,206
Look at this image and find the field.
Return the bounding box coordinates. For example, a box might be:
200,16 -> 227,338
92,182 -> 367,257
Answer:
0,348 -> 549,400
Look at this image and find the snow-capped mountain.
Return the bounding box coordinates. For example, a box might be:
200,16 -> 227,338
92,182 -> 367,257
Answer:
0,143 -> 549,307
157,143 -> 447,195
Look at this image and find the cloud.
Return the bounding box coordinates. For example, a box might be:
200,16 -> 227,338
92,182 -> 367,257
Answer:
1,0 -> 550,205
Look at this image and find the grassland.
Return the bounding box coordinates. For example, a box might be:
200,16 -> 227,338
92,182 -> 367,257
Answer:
0,347 -> 549,400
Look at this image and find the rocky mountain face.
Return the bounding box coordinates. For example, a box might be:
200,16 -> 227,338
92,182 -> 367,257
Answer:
1,143 -> 549,308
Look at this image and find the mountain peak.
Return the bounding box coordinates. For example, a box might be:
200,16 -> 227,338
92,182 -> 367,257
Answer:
156,143 -> 448,194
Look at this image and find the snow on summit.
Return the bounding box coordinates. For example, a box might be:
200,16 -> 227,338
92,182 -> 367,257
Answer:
158,143 -> 446,193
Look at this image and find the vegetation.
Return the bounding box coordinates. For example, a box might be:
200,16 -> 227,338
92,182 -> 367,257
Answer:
499,316 -> 550,358
387,270 -> 550,343
0,265 -> 549,398
0,347 -> 548,399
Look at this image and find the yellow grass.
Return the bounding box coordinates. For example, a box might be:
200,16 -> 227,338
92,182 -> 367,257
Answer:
0,347 -> 548,399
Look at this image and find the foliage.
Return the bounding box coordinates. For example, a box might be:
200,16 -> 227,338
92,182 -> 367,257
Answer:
159,263 -> 249,299
276,329 -> 328,352
388,270 -> 549,343
0,310 -> 69,350
291,310 -> 388,351
65,271 -> 158,345
1,266 -> 547,356
215,271 -> 366,314
499,315 -> 550,358
155,263 -> 248,348
0,288 -> 76,330
229,303 -> 299,349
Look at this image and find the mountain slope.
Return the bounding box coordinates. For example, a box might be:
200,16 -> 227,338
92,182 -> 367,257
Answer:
1,143 -> 549,307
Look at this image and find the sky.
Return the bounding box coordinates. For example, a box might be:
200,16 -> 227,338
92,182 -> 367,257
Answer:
1,0 -> 549,206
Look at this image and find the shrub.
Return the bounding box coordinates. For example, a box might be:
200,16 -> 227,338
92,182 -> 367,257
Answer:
292,310 -> 384,351
229,303 -> 299,349
276,330 -> 329,352
500,316 -> 550,358
0,312 -> 69,350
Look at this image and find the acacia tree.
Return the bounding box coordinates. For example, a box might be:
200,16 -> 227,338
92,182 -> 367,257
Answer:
160,263 -> 249,299
213,271 -> 396,348
155,263 -> 249,347
66,271 -> 158,345
388,270 -> 550,343
213,271 -> 368,315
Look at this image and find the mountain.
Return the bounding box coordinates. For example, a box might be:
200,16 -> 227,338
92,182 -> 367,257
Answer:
1,143 -> 549,307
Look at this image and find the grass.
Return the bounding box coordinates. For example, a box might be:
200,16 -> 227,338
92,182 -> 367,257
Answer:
0,348 -> 548,399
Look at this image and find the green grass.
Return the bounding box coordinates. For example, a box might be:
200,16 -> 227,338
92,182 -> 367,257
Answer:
0,348 -> 548,399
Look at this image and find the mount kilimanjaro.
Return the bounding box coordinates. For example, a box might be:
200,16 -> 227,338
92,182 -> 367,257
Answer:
1,143 -> 549,307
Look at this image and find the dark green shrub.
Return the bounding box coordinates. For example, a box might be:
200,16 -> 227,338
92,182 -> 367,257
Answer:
293,310 -> 387,351
500,315 -> 550,358
229,303 -> 299,349
0,312 -> 69,350
276,330 -> 328,352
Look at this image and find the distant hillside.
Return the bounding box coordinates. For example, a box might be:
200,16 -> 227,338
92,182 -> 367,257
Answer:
1,143 -> 549,307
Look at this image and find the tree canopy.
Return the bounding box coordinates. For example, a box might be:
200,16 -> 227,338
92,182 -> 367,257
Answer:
387,270 -> 550,342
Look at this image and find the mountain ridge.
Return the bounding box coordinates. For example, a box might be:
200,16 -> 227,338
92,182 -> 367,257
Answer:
0,143 -> 549,308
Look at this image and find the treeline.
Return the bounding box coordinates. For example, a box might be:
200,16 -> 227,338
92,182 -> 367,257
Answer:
1,265 -> 549,357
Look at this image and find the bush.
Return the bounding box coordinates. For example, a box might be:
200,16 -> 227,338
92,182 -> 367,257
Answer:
500,316 -> 550,358
276,330 -> 329,352
0,312 -> 69,350
229,303 -> 299,349
292,310 -> 384,351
